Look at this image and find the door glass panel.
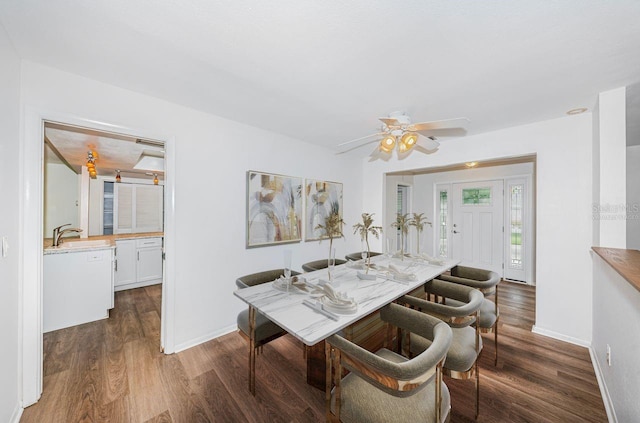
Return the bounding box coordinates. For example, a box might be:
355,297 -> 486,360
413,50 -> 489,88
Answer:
462,188 -> 491,205
439,190 -> 448,257
509,184 -> 523,269
397,185 -> 410,251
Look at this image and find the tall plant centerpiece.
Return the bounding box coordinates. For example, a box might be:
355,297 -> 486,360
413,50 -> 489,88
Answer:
352,213 -> 382,272
315,206 -> 345,273
391,213 -> 411,260
409,213 -> 432,255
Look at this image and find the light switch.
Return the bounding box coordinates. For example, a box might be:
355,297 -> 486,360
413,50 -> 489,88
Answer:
2,236 -> 8,258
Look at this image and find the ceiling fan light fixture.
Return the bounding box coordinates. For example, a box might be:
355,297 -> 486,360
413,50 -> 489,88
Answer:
379,135 -> 396,153
399,132 -> 418,152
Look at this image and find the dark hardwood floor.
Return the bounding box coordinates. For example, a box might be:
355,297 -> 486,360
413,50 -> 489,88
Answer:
22,281 -> 607,422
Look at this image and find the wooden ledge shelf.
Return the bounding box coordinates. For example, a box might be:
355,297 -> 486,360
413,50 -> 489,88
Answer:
592,247 -> 640,293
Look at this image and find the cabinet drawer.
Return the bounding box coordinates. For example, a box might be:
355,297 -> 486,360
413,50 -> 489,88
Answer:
135,237 -> 163,248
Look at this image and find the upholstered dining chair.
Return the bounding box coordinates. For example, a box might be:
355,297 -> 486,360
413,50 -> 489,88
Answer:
344,251 -> 382,261
301,258 -> 347,272
326,302 -> 452,423
438,265 -> 501,365
236,268 -> 300,395
401,278 -> 484,419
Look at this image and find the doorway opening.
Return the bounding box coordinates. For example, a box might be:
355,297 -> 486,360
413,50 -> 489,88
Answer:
385,155 -> 536,285
21,112 -> 174,407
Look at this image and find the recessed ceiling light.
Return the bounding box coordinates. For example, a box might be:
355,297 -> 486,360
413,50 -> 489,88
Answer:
566,107 -> 588,115
465,162 -> 478,168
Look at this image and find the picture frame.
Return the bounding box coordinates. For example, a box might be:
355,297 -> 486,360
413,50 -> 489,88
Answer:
246,171 -> 303,248
304,179 -> 343,241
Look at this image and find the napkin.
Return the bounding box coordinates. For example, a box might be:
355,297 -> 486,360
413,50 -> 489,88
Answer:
317,280 -> 358,314
273,276 -> 314,293
387,264 -> 417,281
417,253 -> 445,266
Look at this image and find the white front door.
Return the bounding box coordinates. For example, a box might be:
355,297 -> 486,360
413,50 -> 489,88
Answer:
451,180 -> 504,274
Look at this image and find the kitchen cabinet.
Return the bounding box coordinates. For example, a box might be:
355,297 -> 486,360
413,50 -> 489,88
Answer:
114,183 -> 163,234
115,237 -> 163,291
44,247 -> 114,332
114,239 -> 136,287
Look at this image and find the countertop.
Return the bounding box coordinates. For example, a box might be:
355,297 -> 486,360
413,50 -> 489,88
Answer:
44,232 -> 164,254
592,247 -> 640,293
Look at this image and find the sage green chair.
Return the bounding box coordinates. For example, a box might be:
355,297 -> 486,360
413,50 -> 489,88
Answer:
438,265 -> 501,365
344,251 -> 382,261
301,258 -> 347,272
236,268 -> 300,395
326,302 -> 452,423
401,278 -> 484,419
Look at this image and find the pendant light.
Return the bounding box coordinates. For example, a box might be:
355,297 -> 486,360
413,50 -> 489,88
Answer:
153,173 -> 159,185
115,170 -> 121,183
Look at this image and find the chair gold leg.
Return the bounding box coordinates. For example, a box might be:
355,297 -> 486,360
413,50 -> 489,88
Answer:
248,306 -> 256,395
475,359 -> 480,420
436,361 -> 443,423
494,321 -> 499,366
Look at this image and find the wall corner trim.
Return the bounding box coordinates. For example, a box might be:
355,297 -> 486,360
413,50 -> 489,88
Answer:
531,325 -> 590,347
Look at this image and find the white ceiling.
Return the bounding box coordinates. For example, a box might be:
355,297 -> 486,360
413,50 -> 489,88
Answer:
2,1 -> 640,152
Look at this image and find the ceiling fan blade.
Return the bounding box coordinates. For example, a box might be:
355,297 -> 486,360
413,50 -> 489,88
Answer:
368,145 -> 392,162
336,138 -> 381,155
416,137 -> 440,151
415,127 -> 468,138
337,132 -> 384,147
378,117 -> 400,128
410,117 -> 470,132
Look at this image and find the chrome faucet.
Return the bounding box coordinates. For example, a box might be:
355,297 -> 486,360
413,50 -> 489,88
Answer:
52,224 -> 83,247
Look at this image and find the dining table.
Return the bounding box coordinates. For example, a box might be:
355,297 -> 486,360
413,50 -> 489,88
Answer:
233,254 -> 460,392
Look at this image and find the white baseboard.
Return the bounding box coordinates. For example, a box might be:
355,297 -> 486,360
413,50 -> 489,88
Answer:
10,403 -> 23,423
173,324 -> 237,353
589,346 -> 617,423
531,325 -> 591,347
114,279 -> 162,292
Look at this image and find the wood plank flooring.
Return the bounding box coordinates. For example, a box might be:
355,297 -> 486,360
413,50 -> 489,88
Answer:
22,281 -> 608,422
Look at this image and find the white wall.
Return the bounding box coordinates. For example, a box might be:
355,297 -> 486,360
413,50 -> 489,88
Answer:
592,253 -> 640,422
362,114 -> 594,344
43,162 -> 79,236
626,145 -> 640,249
20,62 -> 364,354
597,87 -> 627,248
0,23 -> 23,423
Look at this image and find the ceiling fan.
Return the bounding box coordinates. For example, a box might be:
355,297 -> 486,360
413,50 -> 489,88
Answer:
337,111 -> 470,160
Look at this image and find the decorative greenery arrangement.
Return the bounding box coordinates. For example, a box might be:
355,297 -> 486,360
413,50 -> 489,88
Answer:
391,213 -> 411,260
409,213 -> 432,255
352,213 -> 382,271
315,205 -> 345,270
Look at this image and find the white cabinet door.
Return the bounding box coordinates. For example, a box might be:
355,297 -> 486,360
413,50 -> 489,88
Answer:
44,248 -> 114,332
137,243 -> 163,283
115,240 -> 136,287
114,183 -> 163,234
114,184 -> 133,234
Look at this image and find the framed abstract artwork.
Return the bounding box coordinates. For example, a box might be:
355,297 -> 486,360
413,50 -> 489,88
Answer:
246,171 -> 303,248
304,179 -> 343,241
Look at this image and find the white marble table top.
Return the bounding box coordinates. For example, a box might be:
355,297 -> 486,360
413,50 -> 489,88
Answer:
234,256 -> 459,346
